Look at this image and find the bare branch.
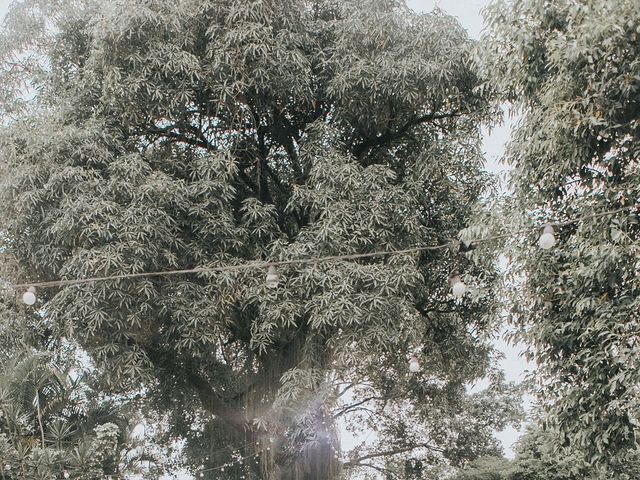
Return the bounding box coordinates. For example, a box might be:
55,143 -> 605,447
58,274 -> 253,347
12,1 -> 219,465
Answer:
344,442 -> 445,467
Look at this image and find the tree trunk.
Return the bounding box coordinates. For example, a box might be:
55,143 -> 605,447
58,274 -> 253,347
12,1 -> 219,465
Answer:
182,336 -> 341,479
250,340 -> 342,479
250,419 -> 340,479
271,435 -> 341,480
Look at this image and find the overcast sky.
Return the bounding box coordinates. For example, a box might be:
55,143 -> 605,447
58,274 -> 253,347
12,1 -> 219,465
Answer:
0,0 -> 528,462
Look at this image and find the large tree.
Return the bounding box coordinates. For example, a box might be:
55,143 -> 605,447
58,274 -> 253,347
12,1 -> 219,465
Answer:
507,425 -> 640,480
0,0 -> 516,478
482,0 -> 640,471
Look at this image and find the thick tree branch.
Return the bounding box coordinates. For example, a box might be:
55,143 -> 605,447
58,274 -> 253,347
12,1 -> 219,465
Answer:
353,110 -> 461,158
146,346 -> 252,436
183,366 -> 252,435
348,462 -> 401,479
271,106 -> 303,178
147,124 -> 211,150
333,396 -> 382,418
146,123 -> 261,196
344,442 -> 445,467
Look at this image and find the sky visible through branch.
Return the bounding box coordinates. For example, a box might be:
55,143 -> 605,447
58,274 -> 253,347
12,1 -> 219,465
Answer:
0,0 -> 530,471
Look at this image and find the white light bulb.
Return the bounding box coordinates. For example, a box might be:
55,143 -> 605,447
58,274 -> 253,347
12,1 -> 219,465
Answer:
63,471 -> 70,479
452,280 -> 467,298
408,356 -> 421,373
265,265 -> 279,288
538,225 -> 556,250
22,288 -> 36,306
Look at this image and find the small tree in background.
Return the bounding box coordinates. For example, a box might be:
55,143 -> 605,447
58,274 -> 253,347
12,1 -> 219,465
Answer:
0,0 -> 521,477
450,456 -> 513,480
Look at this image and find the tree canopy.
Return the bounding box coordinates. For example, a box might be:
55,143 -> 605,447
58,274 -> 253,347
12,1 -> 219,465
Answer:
0,0 -> 520,478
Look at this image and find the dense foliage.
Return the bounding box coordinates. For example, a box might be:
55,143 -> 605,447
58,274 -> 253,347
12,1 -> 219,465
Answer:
0,0 -> 521,478
483,0 -> 640,470
452,426 -> 640,480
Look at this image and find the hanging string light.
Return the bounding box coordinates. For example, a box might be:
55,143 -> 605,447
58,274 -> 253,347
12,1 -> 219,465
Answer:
7,204 -> 638,295
22,286 -> 36,305
265,265 -> 279,288
538,225 -> 556,250
449,274 -> 467,298
408,356 -> 421,373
